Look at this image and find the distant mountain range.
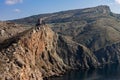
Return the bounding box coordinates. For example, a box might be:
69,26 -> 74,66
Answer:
10,5 -> 120,25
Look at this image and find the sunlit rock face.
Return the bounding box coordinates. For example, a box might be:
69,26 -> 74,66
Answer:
0,22 -> 100,79
0,23 -> 67,80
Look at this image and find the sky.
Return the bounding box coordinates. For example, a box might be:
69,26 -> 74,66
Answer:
1,0 -> 120,21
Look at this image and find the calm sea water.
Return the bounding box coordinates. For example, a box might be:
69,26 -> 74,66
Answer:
48,64 -> 120,80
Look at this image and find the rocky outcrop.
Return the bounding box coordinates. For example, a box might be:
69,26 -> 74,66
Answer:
0,24 -> 66,80
0,24 -> 67,79
95,42 -> 120,64
19,25 -> 67,77
0,21 -> 28,43
0,23 -> 101,79
57,35 -> 99,69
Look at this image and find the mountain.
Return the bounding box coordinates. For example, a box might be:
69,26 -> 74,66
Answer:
10,5 -> 120,63
10,5 -> 112,25
1,5 -> 120,79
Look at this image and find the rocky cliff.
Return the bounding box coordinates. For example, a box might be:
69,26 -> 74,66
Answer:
95,42 -> 120,64
0,22 -> 100,79
0,24 -> 67,79
57,35 -> 99,69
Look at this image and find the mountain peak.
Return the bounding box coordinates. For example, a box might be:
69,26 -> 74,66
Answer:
82,5 -> 111,14
95,5 -> 111,14
96,5 -> 110,8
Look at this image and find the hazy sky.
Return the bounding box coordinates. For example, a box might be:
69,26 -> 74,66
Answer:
1,0 -> 120,20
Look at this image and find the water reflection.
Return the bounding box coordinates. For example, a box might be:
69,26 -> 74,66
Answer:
47,64 -> 120,80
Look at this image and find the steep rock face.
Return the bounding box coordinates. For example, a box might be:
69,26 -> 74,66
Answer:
19,25 -> 67,77
0,24 -> 67,79
95,42 -> 120,64
0,29 -> 44,80
0,23 -> 101,79
57,35 -> 99,69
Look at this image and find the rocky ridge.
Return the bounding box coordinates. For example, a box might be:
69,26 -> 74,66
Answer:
10,5 -> 111,25
0,22 -> 100,80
